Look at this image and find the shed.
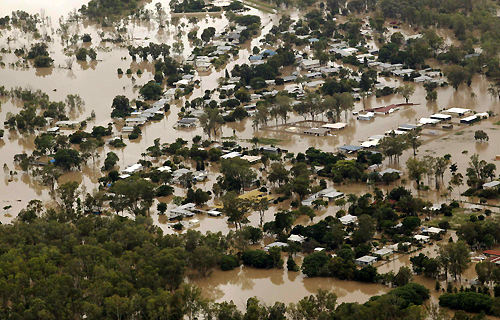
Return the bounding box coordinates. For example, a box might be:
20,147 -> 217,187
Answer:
483,181 -> 500,189
322,123 -> 347,130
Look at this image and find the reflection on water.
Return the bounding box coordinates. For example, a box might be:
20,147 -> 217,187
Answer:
193,262 -> 389,309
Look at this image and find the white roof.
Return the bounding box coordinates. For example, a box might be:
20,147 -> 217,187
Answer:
288,234 -> 306,243
123,163 -> 143,174
461,115 -> 477,122
339,214 -> 357,224
445,107 -> 470,114
301,59 -> 320,66
385,130 -> 406,135
419,118 -> 440,125
157,166 -> 172,172
373,248 -> 393,256
221,151 -> 241,159
424,227 -> 444,234
356,255 -> 378,263
361,139 -> 379,148
240,155 -> 261,163
483,181 -> 500,188
119,174 -> 131,179
414,235 -> 430,241
322,123 -> 347,129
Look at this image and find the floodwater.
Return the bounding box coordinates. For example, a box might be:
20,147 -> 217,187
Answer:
1,0 -> 500,311
193,258 -> 390,308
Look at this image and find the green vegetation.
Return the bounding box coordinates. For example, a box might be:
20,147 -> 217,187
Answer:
79,0 -> 140,20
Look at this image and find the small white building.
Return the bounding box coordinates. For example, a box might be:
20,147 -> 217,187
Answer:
339,214 -> 357,225
355,255 -> 378,266
122,163 -> 143,174
357,112 -> 375,121
288,234 -> 306,243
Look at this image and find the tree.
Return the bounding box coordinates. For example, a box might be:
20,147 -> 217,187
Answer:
110,177 -> 155,216
199,108 -> 225,140
33,163 -> 63,192
439,241 -> 471,282
157,202 -> 168,214
252,197 -> 269,228
267,162 -> 289,187
56,181 -> 80,219
395,266 -> 414,287
275,95 -> 293,124
406,128 -> 422,156
181,284 -> 207,320
474,130 -> 489,142
65,94 -> 85,111
378,133 -> 408,162
54,149 -> 82,171
222,191 -> 250,229
406,157 -> 427,189
476,261 -> 495,286
111,95 -> 131,118
444,65 -> 470,90
201,27 -> 215,42
219,158 -> 257,193
352,214 -> 375,245
140,81 -> 163,100
190,246 -> 219,276
333,92 -> 354,121
397,84 -> 415,104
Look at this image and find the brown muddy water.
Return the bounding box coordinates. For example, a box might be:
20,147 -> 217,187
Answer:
1,1 -> 499,310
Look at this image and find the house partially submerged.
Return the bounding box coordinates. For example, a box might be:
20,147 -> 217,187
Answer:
355,255 -> 378,266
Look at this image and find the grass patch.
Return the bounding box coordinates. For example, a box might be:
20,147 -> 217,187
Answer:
248,137 -> 284,145
493,120 -> 500,125
427,208 -> 475,230
454,131 -> 465,136
222,136 -> 236,140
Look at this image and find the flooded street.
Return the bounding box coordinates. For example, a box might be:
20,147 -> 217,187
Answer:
1,0 -> 500,313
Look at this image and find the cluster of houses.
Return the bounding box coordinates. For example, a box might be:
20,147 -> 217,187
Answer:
122,100 -> 168,134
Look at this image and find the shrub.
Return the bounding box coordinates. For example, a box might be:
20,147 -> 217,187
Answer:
220,254 -> 240,271
439,292 -> 493,314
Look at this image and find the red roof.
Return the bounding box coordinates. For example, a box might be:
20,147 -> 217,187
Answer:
484,250 -> 500,257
